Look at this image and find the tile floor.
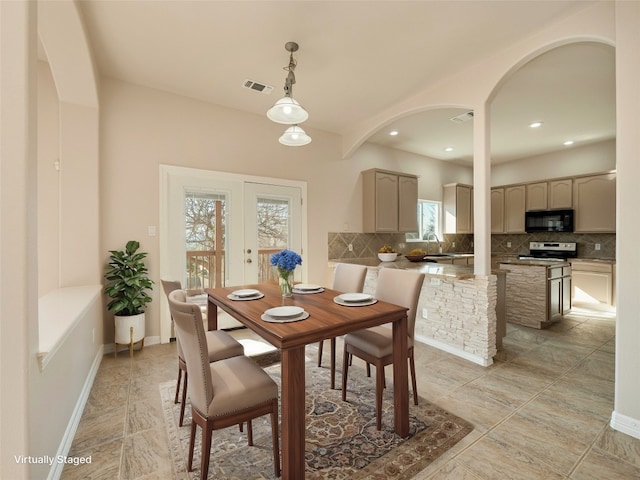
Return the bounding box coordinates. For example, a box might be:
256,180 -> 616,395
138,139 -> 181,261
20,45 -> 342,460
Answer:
61,303 -> 640,479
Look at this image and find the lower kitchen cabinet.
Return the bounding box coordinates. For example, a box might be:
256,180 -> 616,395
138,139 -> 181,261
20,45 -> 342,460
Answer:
570,260 -> 614,305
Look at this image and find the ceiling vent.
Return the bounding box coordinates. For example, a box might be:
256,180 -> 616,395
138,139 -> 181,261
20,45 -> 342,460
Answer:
450,111 -> 474,124
243,79 -> 274,95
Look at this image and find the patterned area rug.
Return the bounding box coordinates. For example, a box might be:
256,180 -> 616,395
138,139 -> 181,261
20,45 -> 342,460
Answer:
160,358 -> 473,480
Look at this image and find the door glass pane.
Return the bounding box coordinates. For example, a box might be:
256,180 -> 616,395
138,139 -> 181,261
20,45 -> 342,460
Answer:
256,196 -> 290,283
184,191 -> 227,289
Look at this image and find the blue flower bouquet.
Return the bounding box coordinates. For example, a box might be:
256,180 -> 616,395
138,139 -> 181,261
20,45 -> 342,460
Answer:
270,249 -> 302,297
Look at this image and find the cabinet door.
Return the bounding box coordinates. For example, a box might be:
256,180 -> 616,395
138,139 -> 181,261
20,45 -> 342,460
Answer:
562,276 -> 572,314
491,188 -> 504,233
573,173 -> 616,232
526,182 -> 548,211
548,277 -> 563,321
456,185 -> 472,233
504,185 -> 526,233
398,175 -> 418,232
572,270 -> 612,304
374,172 -> 398,232
549,179 -> 572,209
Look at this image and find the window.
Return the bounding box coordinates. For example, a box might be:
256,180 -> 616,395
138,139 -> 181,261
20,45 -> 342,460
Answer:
406,200 -> 441,242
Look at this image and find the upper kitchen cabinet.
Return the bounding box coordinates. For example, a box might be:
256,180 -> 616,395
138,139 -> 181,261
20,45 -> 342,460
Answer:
504,185 -> 526,233
491,188 -> 505,233
573,173 -> 616,232
443,183 -> 472,234
526,182 -> 548,211
548,179 -> 573,209
362,169 -> 418,233
526,179 -> 572,211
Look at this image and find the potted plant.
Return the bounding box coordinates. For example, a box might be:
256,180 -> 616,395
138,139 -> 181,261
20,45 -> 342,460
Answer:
104,240 -> 154,355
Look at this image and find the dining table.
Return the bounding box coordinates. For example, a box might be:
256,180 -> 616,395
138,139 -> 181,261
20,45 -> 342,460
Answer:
206,282 -> 410,480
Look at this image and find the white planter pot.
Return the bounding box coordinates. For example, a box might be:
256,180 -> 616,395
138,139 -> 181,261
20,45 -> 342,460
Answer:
114,313 -> 145,346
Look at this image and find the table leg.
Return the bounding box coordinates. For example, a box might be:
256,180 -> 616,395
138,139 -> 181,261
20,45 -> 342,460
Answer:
280,346 -> 306,479
207,296 -> 218,331
392,315 -> 410,437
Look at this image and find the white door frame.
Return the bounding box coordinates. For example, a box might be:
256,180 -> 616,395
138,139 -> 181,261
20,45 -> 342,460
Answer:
159,165 -> 308,343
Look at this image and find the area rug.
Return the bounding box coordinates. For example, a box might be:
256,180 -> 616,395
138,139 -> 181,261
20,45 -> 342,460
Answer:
160,358 -> 473,480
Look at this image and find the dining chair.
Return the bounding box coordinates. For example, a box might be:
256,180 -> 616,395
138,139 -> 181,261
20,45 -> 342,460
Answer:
161,280 -> 244,426
317,263 -> 368,389
168,289 -> 281,479
341,268 -> 425,430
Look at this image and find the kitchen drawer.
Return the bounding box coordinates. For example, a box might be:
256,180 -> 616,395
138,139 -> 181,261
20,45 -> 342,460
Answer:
570,261 -> 612,273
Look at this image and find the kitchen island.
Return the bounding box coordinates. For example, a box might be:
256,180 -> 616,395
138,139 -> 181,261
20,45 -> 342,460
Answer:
327,256 -> 505,366
499,258 -> 571,329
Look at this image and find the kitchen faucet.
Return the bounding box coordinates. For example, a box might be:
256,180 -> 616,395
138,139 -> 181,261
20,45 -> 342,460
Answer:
426,233 -> 442,254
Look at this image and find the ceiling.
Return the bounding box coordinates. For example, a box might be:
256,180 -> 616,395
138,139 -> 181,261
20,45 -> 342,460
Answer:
72,1 -> 614,165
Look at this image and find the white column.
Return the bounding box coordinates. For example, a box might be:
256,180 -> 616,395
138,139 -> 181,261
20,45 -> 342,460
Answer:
472,102 -> 491,276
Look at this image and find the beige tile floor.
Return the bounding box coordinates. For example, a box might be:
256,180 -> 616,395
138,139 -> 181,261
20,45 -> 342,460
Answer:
61,304 -> 640,479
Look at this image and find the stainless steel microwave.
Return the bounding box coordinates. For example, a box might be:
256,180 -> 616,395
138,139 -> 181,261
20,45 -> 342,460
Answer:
525,209 -> 574,233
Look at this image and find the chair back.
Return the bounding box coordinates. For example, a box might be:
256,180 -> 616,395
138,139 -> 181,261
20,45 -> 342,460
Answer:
168,289 -> 214,414
332,263 -> 368,293
161,279 -> 182,303
374,268 -> 425,339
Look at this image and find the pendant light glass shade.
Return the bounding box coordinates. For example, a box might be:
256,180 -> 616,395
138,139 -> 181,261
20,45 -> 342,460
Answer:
267,96 -> 309,124
279,125 -> 312,146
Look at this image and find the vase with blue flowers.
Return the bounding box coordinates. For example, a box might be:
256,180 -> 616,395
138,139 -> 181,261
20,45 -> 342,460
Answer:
270,249 -> 302,297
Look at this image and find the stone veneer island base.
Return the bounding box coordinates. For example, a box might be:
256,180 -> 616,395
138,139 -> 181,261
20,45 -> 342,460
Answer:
328,258 -> 505,366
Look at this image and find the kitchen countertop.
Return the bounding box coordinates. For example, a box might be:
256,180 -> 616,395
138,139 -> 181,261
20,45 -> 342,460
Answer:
498,258 -> 570,267
329,255 -> 503,280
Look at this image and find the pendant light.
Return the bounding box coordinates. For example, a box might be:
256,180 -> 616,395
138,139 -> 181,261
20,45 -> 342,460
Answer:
279,125 -> 312,146
267,42 -> 309,126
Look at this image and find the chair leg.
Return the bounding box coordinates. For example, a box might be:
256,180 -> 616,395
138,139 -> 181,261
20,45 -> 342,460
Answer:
317,340 -> 324,366
174,367 -> 182,404
271,400 -> 281,478
409,349 -> 419,405
375,364 -> 384,430
187,418 -> 197,471
200,419 -> 212,480
179,371 -> 188,427
366,362 -> 371,377
247,419 -> 253,446
330,337 -> 336,389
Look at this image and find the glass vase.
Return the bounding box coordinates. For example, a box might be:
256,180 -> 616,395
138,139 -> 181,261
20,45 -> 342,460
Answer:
279,272 -> 294,298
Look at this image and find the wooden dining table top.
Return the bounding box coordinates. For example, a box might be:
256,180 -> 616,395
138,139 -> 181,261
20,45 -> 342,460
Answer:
205,282 -> 409,349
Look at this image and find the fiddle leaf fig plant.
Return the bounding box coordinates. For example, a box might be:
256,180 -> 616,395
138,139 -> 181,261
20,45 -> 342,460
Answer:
104,240 -> 154,316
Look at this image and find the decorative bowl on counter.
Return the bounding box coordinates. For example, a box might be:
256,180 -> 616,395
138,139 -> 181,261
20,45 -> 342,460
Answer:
405,255 -> 426,262
378,252 -> 398,262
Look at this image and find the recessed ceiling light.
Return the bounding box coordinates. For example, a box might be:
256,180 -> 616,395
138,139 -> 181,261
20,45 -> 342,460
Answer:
529,121 -> 543,128
389,130 -> 399,136
563,140 -> 574,146
444,147 -> 454,152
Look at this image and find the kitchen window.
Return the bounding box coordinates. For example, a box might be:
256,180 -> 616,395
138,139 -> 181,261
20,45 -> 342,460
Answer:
406,199 -> 441,242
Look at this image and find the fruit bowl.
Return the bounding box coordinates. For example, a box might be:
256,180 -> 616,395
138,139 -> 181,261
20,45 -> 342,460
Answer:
378,252 -> 398,262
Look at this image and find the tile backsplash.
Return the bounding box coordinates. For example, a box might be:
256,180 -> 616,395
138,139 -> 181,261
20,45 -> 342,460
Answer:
328,231 -> 615,260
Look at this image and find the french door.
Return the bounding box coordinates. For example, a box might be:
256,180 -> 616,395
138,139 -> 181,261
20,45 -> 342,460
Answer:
160,166 -> 306,342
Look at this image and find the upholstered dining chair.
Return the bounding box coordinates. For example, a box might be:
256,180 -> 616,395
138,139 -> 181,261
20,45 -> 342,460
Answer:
161,280 -> 244,426
317,262 -> 368,389
168,289 -> 281,479
341,268 -> 425,430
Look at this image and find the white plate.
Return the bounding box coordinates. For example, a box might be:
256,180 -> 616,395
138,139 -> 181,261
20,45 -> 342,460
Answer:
227,292 -> 264,301
333,296 -> 377,307
261,311 -> 310,323
294,283 -> 323,291
231,289 -> 261,298
264,306 -> 305,319
338,293 -> 373,303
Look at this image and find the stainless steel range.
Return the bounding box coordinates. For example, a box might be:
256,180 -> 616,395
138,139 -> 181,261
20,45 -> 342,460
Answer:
519,241 -> 577,261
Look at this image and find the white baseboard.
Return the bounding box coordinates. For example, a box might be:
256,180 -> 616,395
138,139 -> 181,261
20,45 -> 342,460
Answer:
610,411 -> 640,440
47,345 -> 104,480
415,334 -> 493,366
